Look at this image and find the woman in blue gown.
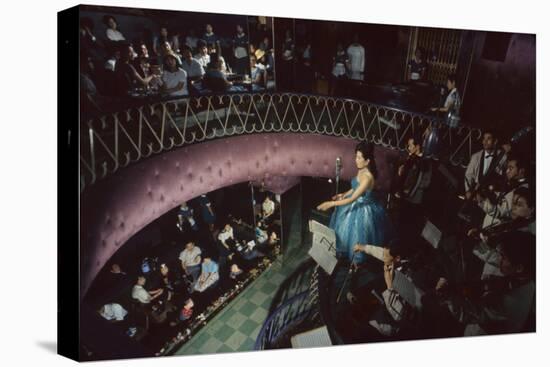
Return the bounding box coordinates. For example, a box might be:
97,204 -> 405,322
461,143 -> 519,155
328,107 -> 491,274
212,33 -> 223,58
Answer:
317,142 -> 393,264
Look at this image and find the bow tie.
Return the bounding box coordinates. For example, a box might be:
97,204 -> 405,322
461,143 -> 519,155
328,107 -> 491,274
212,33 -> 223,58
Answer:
485,153 -> 494,159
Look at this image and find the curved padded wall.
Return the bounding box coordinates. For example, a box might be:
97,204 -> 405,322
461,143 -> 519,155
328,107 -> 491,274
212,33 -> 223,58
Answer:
80,133 -> 399,298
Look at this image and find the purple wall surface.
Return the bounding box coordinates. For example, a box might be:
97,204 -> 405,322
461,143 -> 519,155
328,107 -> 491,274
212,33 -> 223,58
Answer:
462,32 -> 535,133
80,133 -> 399,298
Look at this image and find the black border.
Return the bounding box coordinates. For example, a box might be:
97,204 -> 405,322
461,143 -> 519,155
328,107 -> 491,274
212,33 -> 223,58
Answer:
58,4 -> 80,361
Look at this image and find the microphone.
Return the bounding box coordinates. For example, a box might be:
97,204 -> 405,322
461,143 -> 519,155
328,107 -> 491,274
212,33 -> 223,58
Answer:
335,157 -> 342,195
335,157 -> 342,175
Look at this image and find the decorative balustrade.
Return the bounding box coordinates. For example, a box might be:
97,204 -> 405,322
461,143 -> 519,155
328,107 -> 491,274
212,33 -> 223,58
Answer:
80,93 -> 481,191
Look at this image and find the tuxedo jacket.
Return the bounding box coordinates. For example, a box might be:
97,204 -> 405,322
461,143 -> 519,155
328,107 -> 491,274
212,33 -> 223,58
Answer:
464,149 -> 507,191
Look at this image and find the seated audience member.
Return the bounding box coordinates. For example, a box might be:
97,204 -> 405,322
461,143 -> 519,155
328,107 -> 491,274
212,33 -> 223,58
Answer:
261,195 -> 275,221
110,263 -> 125,274
475,154 -> 529,229
159,263 -> 176,301
134,56 -> 151,80
180,47 -> 205,83
99,303 -> 128,321
132,276 -> 164,304
161,53 -> 188,97
268,230 -> 279,246
255,230 -> 279,255
153,25 -> 180,56
208,43 -> 229,74
169,298 -> 195,327
104,45 -> 120,72
255,221 -> 268,244
136,41 -> 150,60
177,201 -> 199,232
113,44 -> 158,96
159,40 -> 182,65
218,223 -> 236,253
194,256 -> 219,293
202,54 -> 233,93
235,239 -> 266,261
180,298 -> 194,323
103,15 -> 126,42
179,241 -> 202,282
229,263 -> 245,280
194,41 -> 210,69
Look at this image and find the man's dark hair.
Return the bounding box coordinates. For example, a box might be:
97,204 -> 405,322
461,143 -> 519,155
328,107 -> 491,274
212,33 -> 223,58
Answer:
514,186 -> 535,208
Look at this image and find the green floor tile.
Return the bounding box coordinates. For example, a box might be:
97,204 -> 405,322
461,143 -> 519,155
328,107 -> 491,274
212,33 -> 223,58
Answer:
239,319 -> 260,336
213,324 -> 238,341
250,291 -> 269,306
226,311 -> 248,329
198,338 -> 224,354
261,297 -> 273,310
215,344 -> 235,354
248,307 -> 268,324
224,330 -> 249,351
239,336 -> 258,350
239,300 -> 257,315
261,281 -> 278,294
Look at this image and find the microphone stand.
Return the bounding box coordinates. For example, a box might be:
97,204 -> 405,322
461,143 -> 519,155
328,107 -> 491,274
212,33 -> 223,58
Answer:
335,157 -> 342,196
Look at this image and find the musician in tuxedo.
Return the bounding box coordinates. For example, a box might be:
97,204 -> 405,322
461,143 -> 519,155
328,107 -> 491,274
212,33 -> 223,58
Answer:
393,134 -> 432,236
476,153 -> 529,229
472,186 -> 535,280
464,130 -> 507,198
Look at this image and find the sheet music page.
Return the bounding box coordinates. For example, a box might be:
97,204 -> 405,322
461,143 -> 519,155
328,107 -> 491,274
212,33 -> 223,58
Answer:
290,326 -> 333,348
421,220 -> 442,249
309,239 -> 338,274
309,220 -> 336,244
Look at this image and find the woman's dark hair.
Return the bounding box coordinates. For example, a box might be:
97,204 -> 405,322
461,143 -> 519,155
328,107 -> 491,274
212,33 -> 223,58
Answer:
102,15 -> 117,27
355,141 -> 377,177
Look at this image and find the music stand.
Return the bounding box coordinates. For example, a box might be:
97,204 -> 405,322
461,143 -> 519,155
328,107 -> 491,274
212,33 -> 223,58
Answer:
308,220 -> 338,275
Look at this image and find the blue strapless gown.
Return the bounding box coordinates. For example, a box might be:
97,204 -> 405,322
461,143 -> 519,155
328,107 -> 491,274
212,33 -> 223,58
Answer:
329,177 -> 393,264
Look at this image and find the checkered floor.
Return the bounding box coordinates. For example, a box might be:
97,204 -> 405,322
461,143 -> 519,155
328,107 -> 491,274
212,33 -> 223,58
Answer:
174,249 -> 307,355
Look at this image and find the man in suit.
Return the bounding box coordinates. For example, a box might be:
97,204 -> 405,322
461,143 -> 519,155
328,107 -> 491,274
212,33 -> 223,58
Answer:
464,130 -> 507,199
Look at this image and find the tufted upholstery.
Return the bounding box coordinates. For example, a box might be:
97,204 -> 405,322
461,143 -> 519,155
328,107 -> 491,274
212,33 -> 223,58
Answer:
80,133 -> 399,298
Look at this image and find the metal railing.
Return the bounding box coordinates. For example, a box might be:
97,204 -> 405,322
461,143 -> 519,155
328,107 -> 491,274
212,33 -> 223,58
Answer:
254,259 -> 321,350
80,93 -> 482,192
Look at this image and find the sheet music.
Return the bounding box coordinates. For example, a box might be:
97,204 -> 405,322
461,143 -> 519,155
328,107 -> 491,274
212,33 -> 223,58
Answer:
309,240 -> 338,275
290,326 -> 333,349
392,270 -> 425,309
422,220 -> 442,249
309,220 -> 336,253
